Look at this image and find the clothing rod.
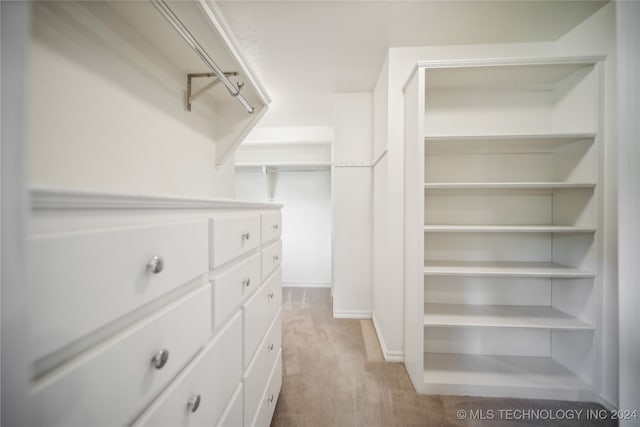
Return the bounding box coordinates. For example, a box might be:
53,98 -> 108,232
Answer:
150,0 -> 255,114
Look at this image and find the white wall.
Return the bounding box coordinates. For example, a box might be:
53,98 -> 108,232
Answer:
236,169 -> 332,286
28,2 -> 235,198
616,1 -> 640,423
332,93 -> 373,317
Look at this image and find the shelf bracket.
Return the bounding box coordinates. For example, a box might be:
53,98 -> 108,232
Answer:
187,72 -> 239,112
263,166 -> 278,201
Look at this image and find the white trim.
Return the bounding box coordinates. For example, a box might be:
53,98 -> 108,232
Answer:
30,187 -> 283,211
372,313 -> 404,363
282,282 -> 331,289
372,150 -> 388,168
333,310 -> 372,320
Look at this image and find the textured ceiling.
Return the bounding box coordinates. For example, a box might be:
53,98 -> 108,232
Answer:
217,1 -> 608,126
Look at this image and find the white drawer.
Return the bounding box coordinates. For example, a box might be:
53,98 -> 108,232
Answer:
211,253 -> 261,331
31,284 -> 211,427
216,383 -> 243,427
250,350 -> 282,427
243,311 -> 281,426
261,240 -> 282,281
133,311 -> 243,427
209,215 -> 260,269
28,220 -> 209,361
243,269 -> 282,368
260,211 -> 282,244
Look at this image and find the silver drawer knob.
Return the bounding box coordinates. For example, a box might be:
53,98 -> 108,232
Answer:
268,343 -> 274,351
241,232 -> 250,241
187,394 -> 201,413
151,349 -> 169,369
267,394 -> 274,403
243,277 -> 251,287
147,256 -> 165,274
273,255 -> 279,262
268,292 -> 274,300
273,224 -> 279,231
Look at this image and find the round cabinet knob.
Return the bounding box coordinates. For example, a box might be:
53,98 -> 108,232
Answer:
267,394 -> 274,403
268,343 -> 274,351
187,394 -> 201,413
268,292 -> 274,300
151,349 -> 169,369
273,224 -> 279,231
147,256 -> 165,274
273,255 -> 279,262
243,277 -> 251,287
241,232 -> 250,241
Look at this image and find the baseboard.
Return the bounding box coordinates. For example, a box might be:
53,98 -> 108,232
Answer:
282,282 -> 332,288
372,313 -> 404,363
333,310 -> 372,319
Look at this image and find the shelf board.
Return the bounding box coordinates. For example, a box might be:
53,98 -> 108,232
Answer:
424,225 -> 596,233
423,353 -> 592,395
424,304 -> 593,331
424,133 -> 596,153
424,182 -> 596,190
423,261 -> 594,278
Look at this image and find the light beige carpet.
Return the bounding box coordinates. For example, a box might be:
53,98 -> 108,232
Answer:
271,288 -> 616,427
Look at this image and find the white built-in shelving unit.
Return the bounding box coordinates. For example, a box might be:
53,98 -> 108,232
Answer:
402,57 -> 605,401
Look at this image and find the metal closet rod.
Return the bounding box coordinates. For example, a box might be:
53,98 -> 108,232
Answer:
151,0 -> 255,114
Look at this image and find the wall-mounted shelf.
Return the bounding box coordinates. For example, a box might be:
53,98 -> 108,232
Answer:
424,225 -> 596,233
423,304 -> 594,330
423,261 -> 595,278
424,182 -> 596,190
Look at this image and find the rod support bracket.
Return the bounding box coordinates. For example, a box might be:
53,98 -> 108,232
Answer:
187,71 -> 239,112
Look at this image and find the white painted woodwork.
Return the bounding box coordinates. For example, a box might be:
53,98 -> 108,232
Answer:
617,1 -> 640,419
243,269 -> 282,368
132,311 -> 242,427
28,220 -> 209,362
209,215 -> 261,269
423,304 -> 593,330
423,261 -> 594,278
243,311 -> 282,427
210,253 -> 261,331
261,240 -> 283,281
215,384 -> 244,427
31,285 -> 211,427
17,190 -> 282,426
404,57 -> 604,401
261,211 -> 282,244
250,350 -> 283,427
422,353 -> 593,401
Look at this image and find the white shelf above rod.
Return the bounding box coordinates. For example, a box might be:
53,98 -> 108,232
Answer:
151,0 -> 255,113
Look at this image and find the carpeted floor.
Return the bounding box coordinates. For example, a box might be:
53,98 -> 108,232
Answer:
271,287 -> 617,427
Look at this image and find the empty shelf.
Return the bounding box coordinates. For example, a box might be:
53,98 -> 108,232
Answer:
423,261 -> 594,278
423,353 -> 592,396
424,182 -> 596,190
424,225 -> 596,233
424,133 -> 596,153
424,304 -> 593,330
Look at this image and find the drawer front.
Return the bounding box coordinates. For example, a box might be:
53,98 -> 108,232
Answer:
250,350 -> 283,427
216,383 -> 243,427
133,311 -> 243,427
32,285 -> 211,427
261,240 -> 282,281
211,253 -> 261,331
243,269 -> 282,368
209,215 -> 260,269
261,211 -> 282,244
243,311 -> 282,426
28,220 -> 209,361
